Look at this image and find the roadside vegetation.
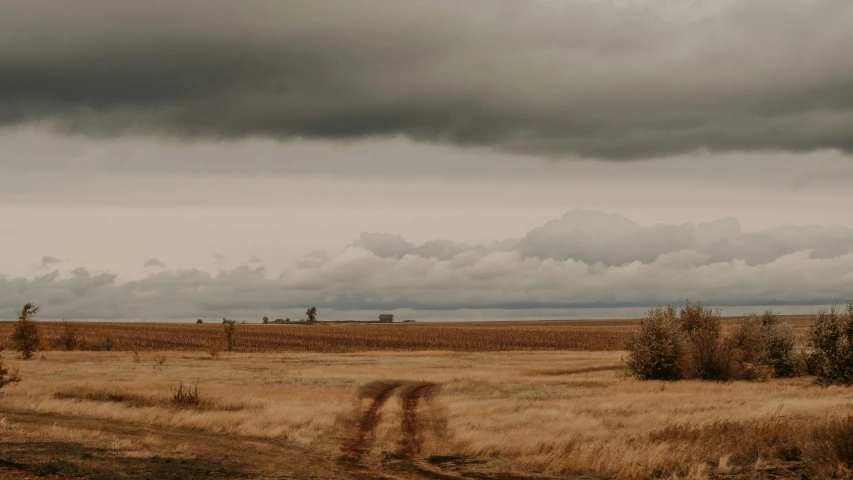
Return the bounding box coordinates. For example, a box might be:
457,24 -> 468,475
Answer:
625,299 -> 853,386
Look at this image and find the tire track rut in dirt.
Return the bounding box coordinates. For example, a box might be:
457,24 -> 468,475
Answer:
341,380 -> 404,460
398,382 -> 439,457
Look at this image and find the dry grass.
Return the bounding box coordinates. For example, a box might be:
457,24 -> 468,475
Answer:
0,316 -> 813,353
0,348 -> 850,479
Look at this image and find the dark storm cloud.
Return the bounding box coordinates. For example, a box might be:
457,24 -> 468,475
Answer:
3,210 -> 853,320
2,1 -> 853,159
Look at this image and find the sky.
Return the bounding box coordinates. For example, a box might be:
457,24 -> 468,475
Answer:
1,0 -> 852,321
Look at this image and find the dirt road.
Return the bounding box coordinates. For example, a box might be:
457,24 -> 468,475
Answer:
0,384 -> 584,480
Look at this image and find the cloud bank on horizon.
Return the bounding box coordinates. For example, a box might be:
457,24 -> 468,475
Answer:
2,210 -> 852,320
2,0 -> 853,160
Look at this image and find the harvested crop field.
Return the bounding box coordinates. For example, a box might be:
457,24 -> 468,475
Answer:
0,316 -> 813,353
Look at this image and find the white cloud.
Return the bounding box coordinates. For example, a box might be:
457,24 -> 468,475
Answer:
2,210 -> 852,320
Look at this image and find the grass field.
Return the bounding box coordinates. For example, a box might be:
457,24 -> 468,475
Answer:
0,316 -> 846,480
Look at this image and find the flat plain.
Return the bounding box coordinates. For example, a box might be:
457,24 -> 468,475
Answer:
0,317 -> 846,479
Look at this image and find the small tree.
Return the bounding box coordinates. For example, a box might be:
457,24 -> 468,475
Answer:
196,319 -> 203,324
223,320 -> 237,352
378,313 -> 394,323
306,307 -> 318,323
11,303 -> 41,360
262,316 -> 269,324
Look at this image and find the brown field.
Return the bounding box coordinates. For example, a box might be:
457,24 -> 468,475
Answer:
0,315 -> 814,353
1,316 -> 848,480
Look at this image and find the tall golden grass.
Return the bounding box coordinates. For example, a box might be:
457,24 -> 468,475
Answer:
1,349 -> 850,479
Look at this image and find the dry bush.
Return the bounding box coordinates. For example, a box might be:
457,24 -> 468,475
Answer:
171,382 -> 201,407
809,302 -> 853,385
725,315 -> 773,381
681,301 -> 730,381
625,306 -> 688,380
11,303 -> 41,360
763,314 -> 802,378
627,302 -> 802,381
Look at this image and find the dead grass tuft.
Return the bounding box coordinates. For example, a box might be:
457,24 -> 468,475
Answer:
54,386 -> 245,412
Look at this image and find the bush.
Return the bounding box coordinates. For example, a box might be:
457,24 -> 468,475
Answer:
11,303 -> 41,360
626,301 -> 802,382
764,317 -> 801,378
378,313 -> 394,323
625,306 -> 688,380
810,302 -> 853,385
725,310 -> 802,380
680,300 -> 729,381
171,382 -> 200,407
725,315 -> 773,381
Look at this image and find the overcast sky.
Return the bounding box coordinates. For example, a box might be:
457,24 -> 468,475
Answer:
1,0 -> 852,321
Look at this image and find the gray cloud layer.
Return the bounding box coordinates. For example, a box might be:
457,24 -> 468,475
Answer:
2,210 -> 852,320
2,1 -> 853,159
